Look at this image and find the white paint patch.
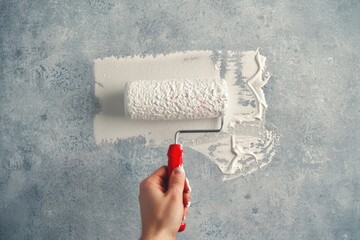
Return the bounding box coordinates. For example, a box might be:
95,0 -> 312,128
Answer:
93,50 -> 278,180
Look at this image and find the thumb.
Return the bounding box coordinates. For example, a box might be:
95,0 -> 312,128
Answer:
168,167 -> 186,195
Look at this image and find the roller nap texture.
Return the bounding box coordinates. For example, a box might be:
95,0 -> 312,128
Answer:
124,79 -> 228,120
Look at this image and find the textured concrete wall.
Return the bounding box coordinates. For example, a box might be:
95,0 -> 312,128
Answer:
0,1 -> 359,239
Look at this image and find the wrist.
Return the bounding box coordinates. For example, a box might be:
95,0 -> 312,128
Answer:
140,229 -> 176,240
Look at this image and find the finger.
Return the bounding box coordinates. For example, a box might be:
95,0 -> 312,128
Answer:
147,166 -> 168,186
183,191 -> 191,208
183,207 -> 189,221
140,166 -> 167,193
183,178 -> 191,207
148,165 -> 167,180
184,177 -> 191,193
167,167 -> 186,196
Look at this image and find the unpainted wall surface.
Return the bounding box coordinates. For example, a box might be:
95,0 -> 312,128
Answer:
0,1 -> 359,239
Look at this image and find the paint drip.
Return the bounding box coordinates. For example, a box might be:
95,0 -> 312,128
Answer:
93,49 -> 279,181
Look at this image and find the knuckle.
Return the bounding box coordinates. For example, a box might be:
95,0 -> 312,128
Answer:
139,179 -> 150,191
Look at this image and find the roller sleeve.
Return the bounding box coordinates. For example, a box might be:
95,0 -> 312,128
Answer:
124,79 -> 228,120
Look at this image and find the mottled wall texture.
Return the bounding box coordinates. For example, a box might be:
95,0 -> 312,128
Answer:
1,1 -> 359,239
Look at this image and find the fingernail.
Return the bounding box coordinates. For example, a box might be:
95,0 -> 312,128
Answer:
179,222 -> 186,232
186,178 -> 192,192
186,201 -> 191,208
174,167 -> 185,175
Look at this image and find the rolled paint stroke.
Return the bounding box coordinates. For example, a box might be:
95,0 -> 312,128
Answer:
93,49 -> 278,179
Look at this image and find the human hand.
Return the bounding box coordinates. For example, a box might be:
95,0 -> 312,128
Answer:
139,166 -> 191,240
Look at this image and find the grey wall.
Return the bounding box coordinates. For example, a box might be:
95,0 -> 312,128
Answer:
1,1 -> 359,239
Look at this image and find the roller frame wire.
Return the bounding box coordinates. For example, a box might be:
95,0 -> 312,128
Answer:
174,117 -> 224,144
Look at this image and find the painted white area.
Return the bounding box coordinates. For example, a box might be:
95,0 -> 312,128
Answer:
124,78 -> 227,120
242,48 -> 270,120
93,50 -> 278,180
192,128 -> 278,181
94,51 -> 220,145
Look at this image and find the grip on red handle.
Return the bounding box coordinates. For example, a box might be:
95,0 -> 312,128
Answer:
167,144 -> 183,176
167,144 -> 186,232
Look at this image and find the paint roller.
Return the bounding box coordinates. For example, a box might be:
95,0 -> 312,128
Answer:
124,78 -> 228,231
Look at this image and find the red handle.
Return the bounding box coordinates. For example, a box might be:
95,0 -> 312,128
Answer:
167,144 -> 186,232
167,144 -> 183,176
